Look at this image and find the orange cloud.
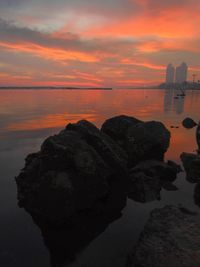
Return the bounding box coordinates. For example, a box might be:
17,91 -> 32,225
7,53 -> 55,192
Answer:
0,41 -> 98,63
0,0 -> 200,87
84,2 -> 200,39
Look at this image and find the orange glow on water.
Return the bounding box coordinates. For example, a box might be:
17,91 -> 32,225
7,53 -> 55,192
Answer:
1,89 -> 199,161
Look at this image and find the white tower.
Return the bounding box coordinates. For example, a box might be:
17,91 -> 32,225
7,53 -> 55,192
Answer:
166,64 -> 175,84
175,62 -> 188,83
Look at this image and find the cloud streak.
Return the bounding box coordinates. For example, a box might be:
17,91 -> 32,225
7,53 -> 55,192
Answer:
0,0 -> 200,86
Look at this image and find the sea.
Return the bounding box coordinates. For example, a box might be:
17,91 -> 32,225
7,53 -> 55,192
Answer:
0,88 -> 200,267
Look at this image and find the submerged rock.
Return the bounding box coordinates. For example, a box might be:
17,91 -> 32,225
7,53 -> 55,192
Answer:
127,205 -> 200,267
128,160 -> 179,203
181,152 -> 200,183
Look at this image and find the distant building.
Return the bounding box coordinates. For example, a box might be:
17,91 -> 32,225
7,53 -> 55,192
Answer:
175,62 -> 188,83
166,64 -> 175,84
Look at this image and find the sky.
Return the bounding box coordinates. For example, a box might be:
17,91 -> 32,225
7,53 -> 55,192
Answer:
0,0 -> 200,87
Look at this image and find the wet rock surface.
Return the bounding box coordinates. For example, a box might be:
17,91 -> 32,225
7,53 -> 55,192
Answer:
127,205 -> 200,267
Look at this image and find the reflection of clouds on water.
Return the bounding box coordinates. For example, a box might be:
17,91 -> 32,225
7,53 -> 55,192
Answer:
164,88 -> 185,115
1,89 -> 200,267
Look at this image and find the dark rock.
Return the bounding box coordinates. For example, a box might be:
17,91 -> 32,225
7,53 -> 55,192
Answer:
167,160 -> 182,173
15,116 -> 172,226
101,115 -> 142,147
128,160 -> 179,203
126,121 -> 170,165
181,152 -> 200,183
16,120 -> 128,226
102,116 -> 170,166
182,117 -> 197,129
130,160 -> 178,182
127,205 -> 200,267
161,182 -> 178,191
128,170 -> 162,203
66,120 -> 128,176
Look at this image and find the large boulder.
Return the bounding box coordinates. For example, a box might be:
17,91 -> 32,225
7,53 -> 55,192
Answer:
181,152 -> 200,183
101,116 -> 171,166
101,115 -> 142,147
127,205 -> 200,267
126,121 -> 171,165
16,120 -> 128,226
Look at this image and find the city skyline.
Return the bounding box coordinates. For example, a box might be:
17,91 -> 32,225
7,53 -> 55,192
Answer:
166,62 -> 188,84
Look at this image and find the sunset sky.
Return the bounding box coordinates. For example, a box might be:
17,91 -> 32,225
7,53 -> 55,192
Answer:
0,0 -> 200,87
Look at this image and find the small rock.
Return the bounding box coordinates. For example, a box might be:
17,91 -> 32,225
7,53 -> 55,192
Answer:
182,118 -> 197,129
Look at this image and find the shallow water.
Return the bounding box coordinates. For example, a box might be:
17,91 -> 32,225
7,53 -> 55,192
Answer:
0,88 -> 200,267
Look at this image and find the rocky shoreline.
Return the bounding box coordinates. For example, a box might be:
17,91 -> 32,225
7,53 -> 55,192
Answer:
15,115 -> 200,266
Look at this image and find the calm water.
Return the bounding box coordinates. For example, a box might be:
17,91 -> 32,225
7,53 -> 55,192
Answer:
0,89 -> 200,267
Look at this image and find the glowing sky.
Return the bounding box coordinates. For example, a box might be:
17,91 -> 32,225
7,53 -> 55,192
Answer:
0,0 -> 200,87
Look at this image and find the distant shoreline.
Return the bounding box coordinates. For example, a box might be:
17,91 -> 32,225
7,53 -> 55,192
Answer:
0,87 -> 113,90
0,86 -> 199,90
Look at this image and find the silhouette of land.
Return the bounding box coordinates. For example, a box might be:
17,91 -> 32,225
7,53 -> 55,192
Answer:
0,86 -> 113,90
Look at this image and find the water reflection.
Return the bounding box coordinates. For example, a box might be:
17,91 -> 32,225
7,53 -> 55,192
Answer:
164,88 -> 185,114
24,162 -> 180,267
32,179 -> 127,267
1,89 -> 200,267
164,88 -> 174,113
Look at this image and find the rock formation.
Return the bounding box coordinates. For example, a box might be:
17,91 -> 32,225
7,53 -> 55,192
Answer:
127,205 -> 200,267
15,116 -> 173,226
128,160 -> 180,203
